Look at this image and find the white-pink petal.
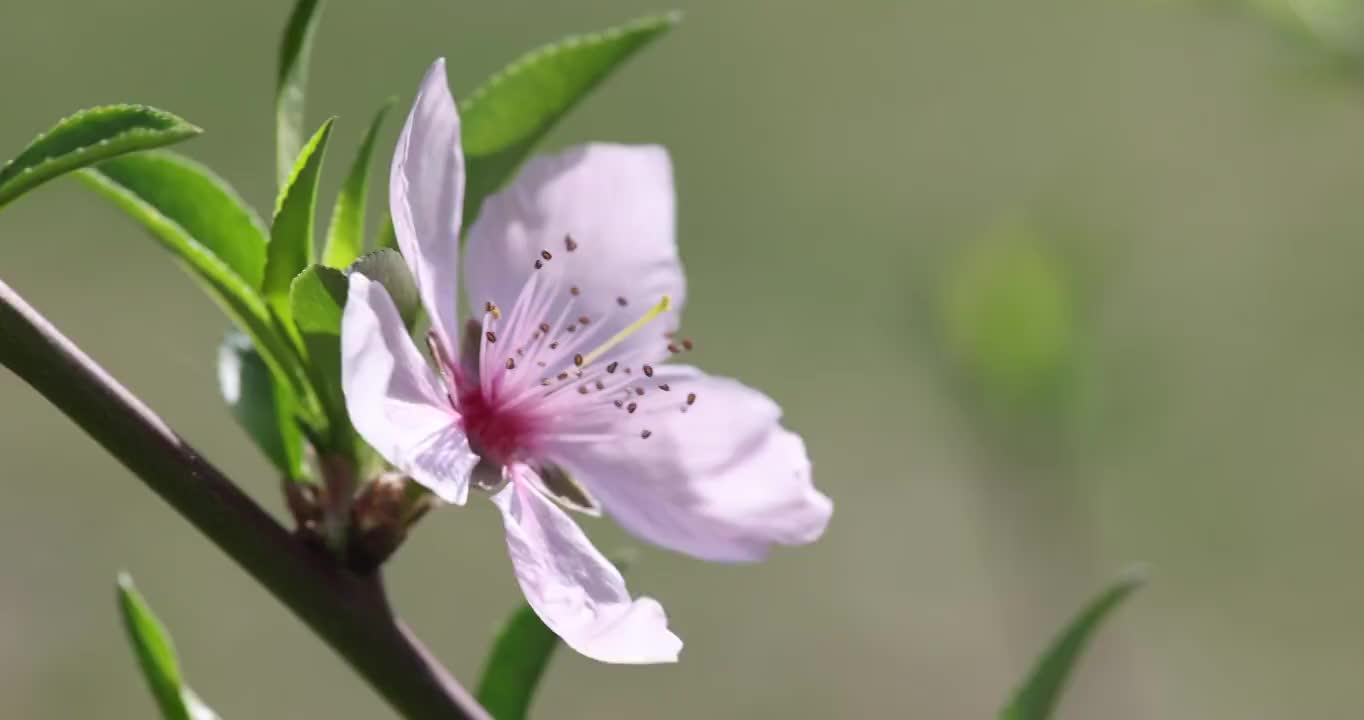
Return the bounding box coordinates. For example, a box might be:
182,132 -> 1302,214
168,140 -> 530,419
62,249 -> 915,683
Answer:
341,274 -> 477,504
390,58 -> 465,356
554,366 -> 832,563
464,143 -> 685,363
491,466 -> 682,664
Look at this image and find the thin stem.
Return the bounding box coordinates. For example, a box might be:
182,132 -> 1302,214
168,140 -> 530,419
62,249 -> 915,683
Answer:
0,278 -> 490,720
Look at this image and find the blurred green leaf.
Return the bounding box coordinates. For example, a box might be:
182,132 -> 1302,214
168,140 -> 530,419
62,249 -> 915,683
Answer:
218,331 -> 306,482
375,213 -> 397,251
347,249 -> 419,330
0,105 -> 199,209
944,231 -> 1077,413
1248,0 -> 1364,64
477,606 -> 559,720
77,154 -> 309,406
264,118 -> 335,316
289,264 -> 350,451
276,0 -> 325,190
999,567 -> 1146,720
116,573 -> 221,720
322,99 -> 395,269
461,12 -> 679,224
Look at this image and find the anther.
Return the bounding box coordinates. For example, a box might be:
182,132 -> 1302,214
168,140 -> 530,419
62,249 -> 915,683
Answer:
607,362 -> 618,373
570,286 -> 581,296
540,249 -> 552,260
578,315 -> 591,325
550,342 -> 559,350
485,331 -> 497,343
634,387 -> 645,396
658,383 -> 671,391
565,235 -> 578,252
643,364 -> 654,377
574,353 -> 584,367
505,358 -> 516,370
627,402 -> 638,414
686,393 -> 697,406
566,324 -> 577,333
485,301 -> 501,319
577,385 -> 589,395
614,399 -> 624,408
617,296 -> 628,307
595,379 -> 606,390
537,361 -> 547,367
667,343 -> 681,354
539,322 -> 550,333
557,372 -> 569,381
534,259 -> 544,270
641,429 -> 653,439
682,338 -> 694,351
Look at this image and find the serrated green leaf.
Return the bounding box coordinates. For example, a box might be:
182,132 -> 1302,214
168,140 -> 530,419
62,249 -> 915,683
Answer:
276,0 -> 325,190
999,567 -> 1146,720
322,99 -> 395,269
477,605 -> 559,720
218,331 -> 306,481
347,249 -> 418,329
461,12 -> 679,224
289,264 -> 351,451
77,156 -> 310,409
0,105 -> 200,209
116,573 -> 220,720
264,119 -> 335,317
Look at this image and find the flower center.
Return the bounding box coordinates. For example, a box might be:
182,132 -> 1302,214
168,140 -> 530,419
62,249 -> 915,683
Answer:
439,237 -> 700,470
454,372 -> 537,466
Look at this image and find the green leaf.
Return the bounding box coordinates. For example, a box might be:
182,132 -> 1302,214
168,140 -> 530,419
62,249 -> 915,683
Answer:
322,99 -> 395,269
289,264 -> 350,451
461,12 -> 679,223
77,155 -> 309,407
999,567 -> 1146,720
375,213 -> 397,251
218,331 -> 306,481
348,249 -> 418,329
276,0 -> 325,190
264,118 -> 335,316
0,105 -> 200,209
477,606 -> 559,720
116,573 -> 220,720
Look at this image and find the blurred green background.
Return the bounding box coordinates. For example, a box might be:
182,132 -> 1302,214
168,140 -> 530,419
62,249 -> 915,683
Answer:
4,0 -> 1364,717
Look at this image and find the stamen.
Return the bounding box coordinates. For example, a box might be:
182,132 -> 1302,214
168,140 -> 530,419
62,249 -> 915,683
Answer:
668,343 -> 681,354
570,286 -> 581,297
550,342 -> 559,350
643,364 -> 654,377
634,387 -> 645,396
505,358 -> 516,370
607,362 -> 618,374
616,296 -> 628,307
485,331 -> 497,344
658,383 -> 671,391
557,372 -> 569,381
534,259 -> 544,270
627,402 -> 638,414
641,429 -> 653,439
485,301 -> 501,319
577,385 -> 589,395
539,322 -> 550,333
579,296 -> 672,367
614,400 -> 624,408
682,338 -> 694,351
687,393 -> 697,406
540,250 -> 552,260
565,235 -> 578,252
595,379 -> 605,390
574,353 -> 584,367
578,315 -> 591,325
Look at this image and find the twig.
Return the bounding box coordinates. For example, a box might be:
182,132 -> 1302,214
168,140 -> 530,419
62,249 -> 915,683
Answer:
0,277 -> 490,720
